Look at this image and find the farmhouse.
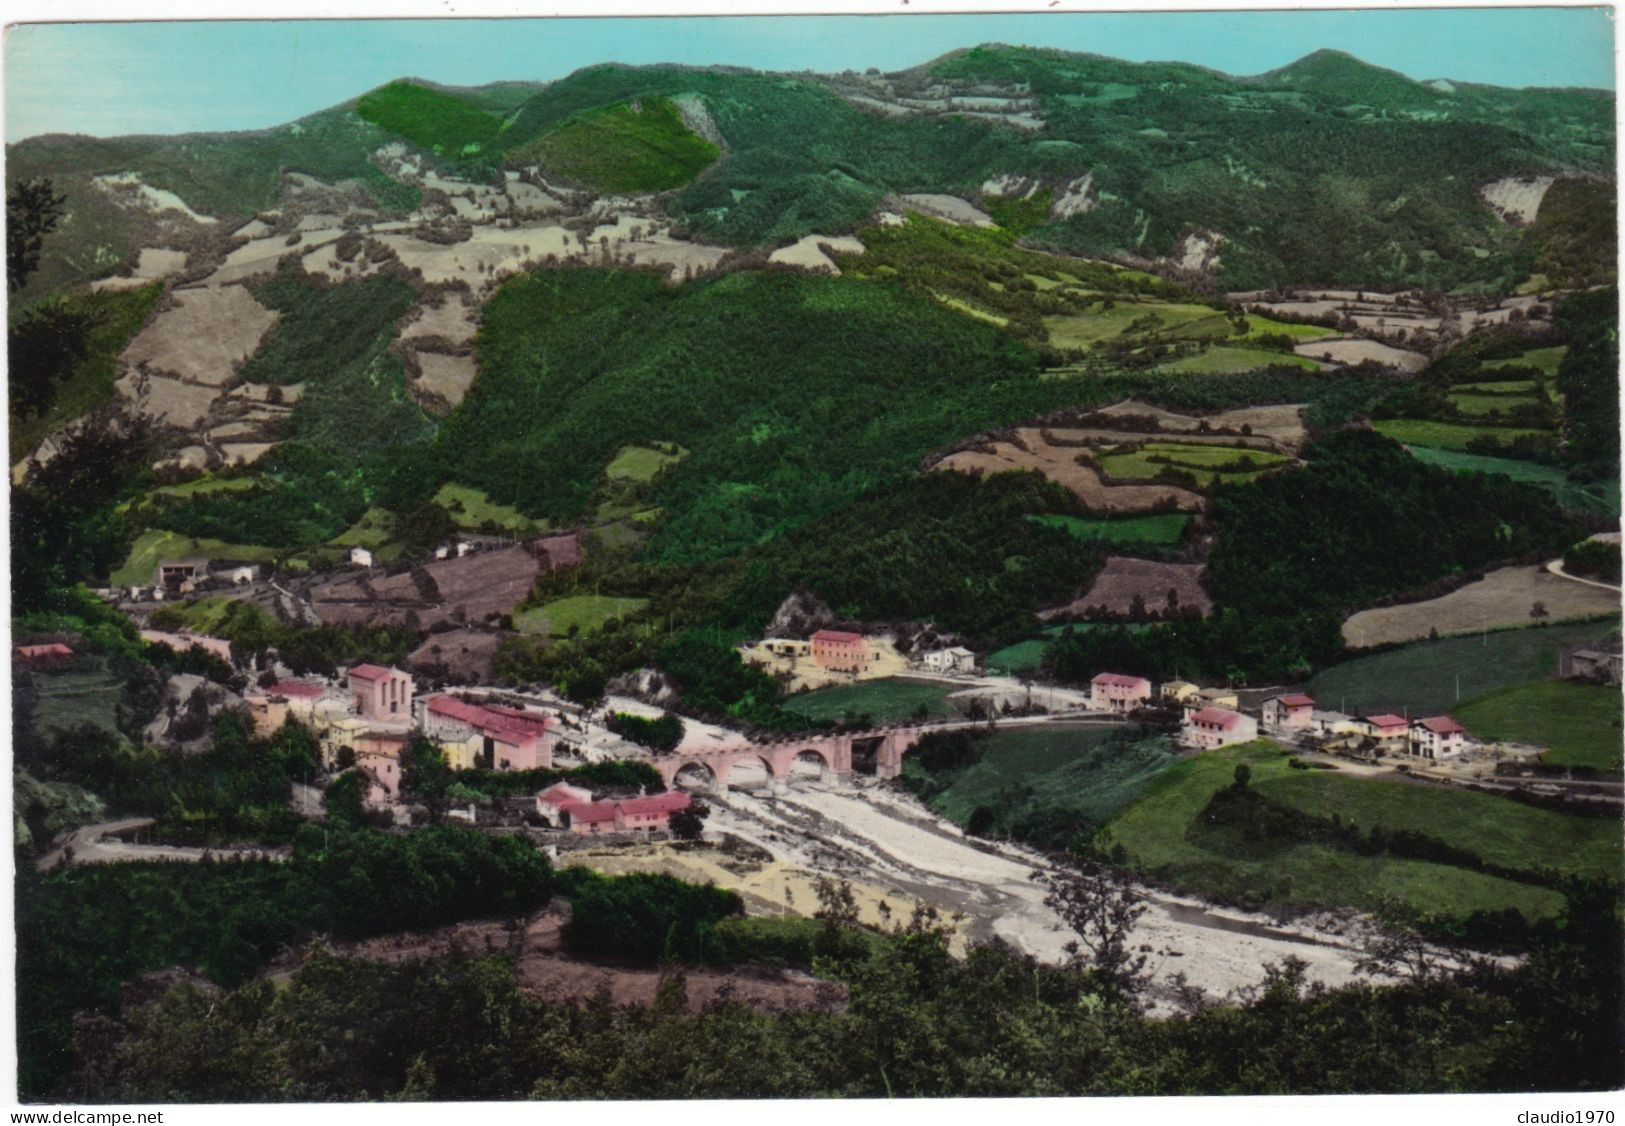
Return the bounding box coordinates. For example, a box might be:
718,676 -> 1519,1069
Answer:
1191,686 -> 1240,711
1160,680 -> 1199,704
1183,707 -> 1258,750
1262,693 -> 1316,734
15,643 -> 75,669
1091,672 -> 1153,713
157,558 -> 208,593
534,785 -> 692,835
1409,716 -> 1468,760
921,646 -> 977,674
812,629 -> 871,673
1559,636 -> 1623,686
348,546 -> 374,568
1362,714 -> 1411,750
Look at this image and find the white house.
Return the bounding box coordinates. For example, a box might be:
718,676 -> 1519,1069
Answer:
223,564 -> 261,584
921,646 -> 977,674
349,546 -> 374,568
1409,716 -> 1468,760
1183,707 -> 1258,750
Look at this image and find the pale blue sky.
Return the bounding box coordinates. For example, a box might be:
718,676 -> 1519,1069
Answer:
5,9 -> 1615,141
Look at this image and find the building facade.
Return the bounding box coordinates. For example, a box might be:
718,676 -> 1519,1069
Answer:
1091,672 -> 1153,713
811,629 -> 870,673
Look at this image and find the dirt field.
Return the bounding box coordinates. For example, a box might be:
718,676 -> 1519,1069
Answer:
311,543 -> 545,629
408,627 -> 507,682
1342,564 -> 1621,647
122,285 -> 278,385
413,351 -> 479,406
936,428 -> 1204,513
1294,336 -> 1427,372
767,234 -> 866,274
1041,555 -> 1212,620
1481,176 -> 1556,225
330,909 -> 846,1014
899,193 -> 995,227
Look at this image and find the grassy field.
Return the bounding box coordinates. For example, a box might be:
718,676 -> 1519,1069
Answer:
513,595 -> 648,637
1028,512 -> 1190,545
1447,391 -> 1544,416
519,96 -> 719,192
1452,379 -> 1541,394
10,283 -> 163,464
1310,618 -> 1621,718
1402,445 -> 1619,517
1043,302 -> 1229,349
1155,346 -> 1320,374
1374,419 -> 1548,452
910,725 -> 1181,839
1454,680 -> 1624,769
109,529 -> 278,586
1097,742 -> 1572,922
783,677 -> 958,724
1099,441 -> 1290,486
29,660 -> 125,740
433,483 -> 544,533
1484,346 -> 1567,376
605,443 -> 686,483
985,639 -> 1050,675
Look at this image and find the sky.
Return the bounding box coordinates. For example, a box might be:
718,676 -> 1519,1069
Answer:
3,7 -> 1616,140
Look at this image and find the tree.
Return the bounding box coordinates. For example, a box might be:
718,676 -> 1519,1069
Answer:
7,177 -> 66,291
324,771 -> 367,829
1033,859 -> 1156,1007
1530,601 -> 1550,623
668,797 -> 708,841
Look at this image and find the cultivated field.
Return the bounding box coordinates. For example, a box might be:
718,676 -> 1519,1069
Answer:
1373,419 -> 1548,452
1154,345 -> 1320,374
1098,440 -> 1291,486
122,286 -> 278,385
513,595 -> 649,637
1097,742 -> 1571,923
1341,565 -> 1620,648
310,542 -> 545,628
1308,617 -> 1621,718
1454,681 -> 1624,770
1293,336 -> 1427,371
1042,555 -> 1211,620
935,428 -> 1204,513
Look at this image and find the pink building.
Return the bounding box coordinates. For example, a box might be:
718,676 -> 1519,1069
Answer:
811,630 -> 870,673
423,695 -> 556,771
1409,716 -> 1467,760
1090,672 -> 1153,714
1184,706 -> 1259,750
349,664 -> 414,722
1261,693 -> 1316,733
535,784 -> 692,835
1363,714 -> 1410,749
357,747 -> 402,808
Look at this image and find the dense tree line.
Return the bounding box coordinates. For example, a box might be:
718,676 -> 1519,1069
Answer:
49,876 -> 1625,1100
1050,428 -> 1582,683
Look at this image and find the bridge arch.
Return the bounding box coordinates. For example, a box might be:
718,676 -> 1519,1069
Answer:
787,747 -> 833,781
725,754 -> 775,789
671,761 -> 717,791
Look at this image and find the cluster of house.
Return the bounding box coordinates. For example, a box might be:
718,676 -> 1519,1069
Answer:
116,558 -> 264,602
534,781 -> 693,836
1089,672 -> 1472,760
245,663 -> 562,807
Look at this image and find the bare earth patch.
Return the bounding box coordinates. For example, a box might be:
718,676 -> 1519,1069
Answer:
767,234 -> 866,275
936,427 -> 1204,513
407,627 -> 505,682
414,352 -> 479,407
1294,336 -> 1427,372
1041,555 -> 1212,620
121,286 -> 278,386
1342,564 -> 1621,648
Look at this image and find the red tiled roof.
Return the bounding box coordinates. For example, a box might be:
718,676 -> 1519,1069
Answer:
1415,716 -> 1465,735
812,629 -> 864,645
428,695 -> 550,744
1366,714 -> 1408,730
271,679 -> 326,699
348,663 -> 396,681
17,643 -> 74,659
620,792 -> 691,816
1274,694 -> 1315,708
538,782 -> 592,805
1092,672 -> 1149,689
1190,707 -> 1243,730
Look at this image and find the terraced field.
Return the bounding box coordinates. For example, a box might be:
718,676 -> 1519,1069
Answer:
1373,419 -> 1548,452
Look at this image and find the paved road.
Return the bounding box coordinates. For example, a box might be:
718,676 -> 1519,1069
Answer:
35,817 -> 288,871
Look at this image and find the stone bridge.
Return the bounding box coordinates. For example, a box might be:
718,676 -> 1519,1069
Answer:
652,725 -> 927,791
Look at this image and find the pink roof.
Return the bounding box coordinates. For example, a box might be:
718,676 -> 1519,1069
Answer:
1416,716 -> 1466,735
1274,694 -> 1315,708
428,695 -> 550,744
271,679 -> 326,699
812,629 -> 863,645
17,643 -> 73,659
1191,707 -> 1243,730
1092,672 -> 1149,689
620,792 -> 691,816
1366,714 -> 1408,730
538,782 -> 592,805
348,664 -> 395,681
568,803 -> 621,824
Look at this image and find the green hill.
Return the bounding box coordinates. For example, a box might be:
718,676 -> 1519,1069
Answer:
516,96 -> 719,192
